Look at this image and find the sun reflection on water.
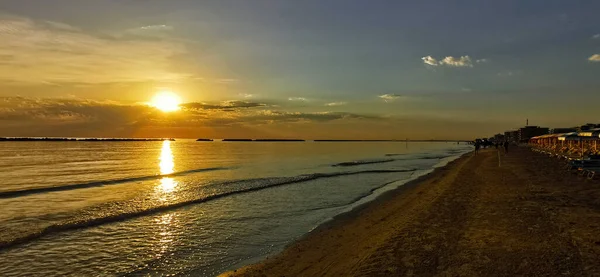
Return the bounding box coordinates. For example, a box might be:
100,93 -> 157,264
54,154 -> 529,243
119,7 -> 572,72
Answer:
153,213 -> 177,258
160,177 -> 177,193
158,140 -> 178,193
160,140 -> 175,175
152,142 -> 180,256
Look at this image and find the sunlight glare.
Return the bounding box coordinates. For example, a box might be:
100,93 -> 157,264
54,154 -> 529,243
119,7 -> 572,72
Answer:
150,91 -> 182,112
159,177 -> 177,193
158,140 -> 178,193
159,140 -> 175,175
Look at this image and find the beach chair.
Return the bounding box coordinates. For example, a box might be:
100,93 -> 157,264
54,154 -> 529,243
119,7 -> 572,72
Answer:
587,168 -> 600,180
566,158 -> 600,172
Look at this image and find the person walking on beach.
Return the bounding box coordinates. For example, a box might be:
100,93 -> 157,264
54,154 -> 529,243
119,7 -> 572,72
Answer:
474,140 -> 481,156
503,141 -> 509,153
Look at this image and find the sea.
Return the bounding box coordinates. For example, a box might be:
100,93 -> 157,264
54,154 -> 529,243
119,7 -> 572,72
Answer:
0,140 -> 471,276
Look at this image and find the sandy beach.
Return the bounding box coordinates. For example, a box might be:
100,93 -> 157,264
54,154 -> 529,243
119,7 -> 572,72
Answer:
223,147 -> 600,276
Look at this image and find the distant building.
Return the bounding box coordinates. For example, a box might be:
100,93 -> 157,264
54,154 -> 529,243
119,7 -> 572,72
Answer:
518,126 -> 549,142
504,130 -> 519,143
493,133 -> 505,142
550,127 -> 577,134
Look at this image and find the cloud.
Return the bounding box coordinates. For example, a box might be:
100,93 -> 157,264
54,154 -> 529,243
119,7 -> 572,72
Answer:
250,110 -> 381,123
288,97 -> 308,102
0,15 -> 186,84
592,34 -> 600,39
44,21 -> 79,31
421,55 -> 478,67
140,24 -> 173,31
588,54 -> 600,62
0,97 -> 382,137
118,24 -> 175,39
0,97 -> 147,135
194,78 -> 242,85
325,102 -> 347,107
440,56 -> 473,67
215,78 -> 240,84
421,56 -> 438,66
181,100 -> 267,111
378,94 -> 403,102
2,97 -> 530,140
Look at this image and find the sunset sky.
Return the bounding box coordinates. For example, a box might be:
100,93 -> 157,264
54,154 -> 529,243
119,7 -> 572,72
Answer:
1,0 -> 599,139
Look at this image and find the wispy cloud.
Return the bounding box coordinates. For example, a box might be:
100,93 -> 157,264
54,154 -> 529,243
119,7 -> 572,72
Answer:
378,94 -> 402,102
325,102 -> 347,107
140,24 -> 173,31
215,78 -> 240,84
422,55 -> 480,67
119,24 -> 175,39
588,54 -> 600,62
44,21 -> 79,31
251,110 -> 380,123
288,97 -> 308,102
0,15 -> 186,84
592,34 -> 600,39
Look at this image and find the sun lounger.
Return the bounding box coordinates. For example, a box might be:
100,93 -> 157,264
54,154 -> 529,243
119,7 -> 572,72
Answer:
586,168 -> 600,180
566,159 -> 600,171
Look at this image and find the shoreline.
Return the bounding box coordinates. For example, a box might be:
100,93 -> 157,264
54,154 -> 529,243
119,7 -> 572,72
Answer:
222,147 -> 600,276
307,152 -> 468,241
220,151 -> 471,276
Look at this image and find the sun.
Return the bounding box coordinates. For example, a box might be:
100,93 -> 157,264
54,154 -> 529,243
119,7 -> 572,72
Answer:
150,91 -> 182,112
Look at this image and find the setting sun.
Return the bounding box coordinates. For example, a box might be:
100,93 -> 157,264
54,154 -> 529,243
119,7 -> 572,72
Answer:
150,91 -> 182,112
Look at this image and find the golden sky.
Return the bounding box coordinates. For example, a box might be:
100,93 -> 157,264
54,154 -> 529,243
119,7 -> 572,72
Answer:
1,1 -> 599,139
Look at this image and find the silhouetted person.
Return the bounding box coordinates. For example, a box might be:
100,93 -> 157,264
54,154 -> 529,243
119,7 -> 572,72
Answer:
474,141 -> 481,156
503,141 -> 509,153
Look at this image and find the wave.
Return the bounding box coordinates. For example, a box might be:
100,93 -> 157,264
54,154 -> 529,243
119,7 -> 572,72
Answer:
332,159 -> 395,167
0,169 -> 415,250
0,167 -> 228,199
415,154 -> 450,160
398,154 -> 451,160
334,154 -> 453,167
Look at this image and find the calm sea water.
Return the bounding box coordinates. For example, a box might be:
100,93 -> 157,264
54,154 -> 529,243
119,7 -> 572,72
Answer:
0,140 -> 471,276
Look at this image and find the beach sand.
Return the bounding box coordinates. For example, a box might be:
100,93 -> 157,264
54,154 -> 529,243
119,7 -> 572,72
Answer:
222,147 -> 600,276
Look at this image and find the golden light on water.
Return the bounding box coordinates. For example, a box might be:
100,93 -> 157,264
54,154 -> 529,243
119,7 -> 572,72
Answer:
159,140 -> 175,175
159,140 -> 178,193
153,213 -> 177,258
160,177 -> 177,193
150,91 -> 182,112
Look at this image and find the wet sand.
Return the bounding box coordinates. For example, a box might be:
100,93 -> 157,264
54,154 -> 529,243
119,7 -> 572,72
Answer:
222,147 -> 600,276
